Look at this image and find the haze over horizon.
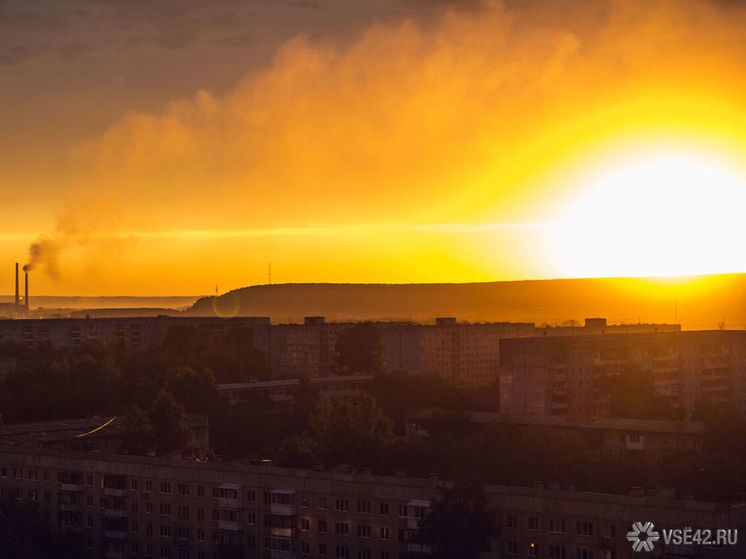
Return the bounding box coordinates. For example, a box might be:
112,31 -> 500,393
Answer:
3,0 -> 746,296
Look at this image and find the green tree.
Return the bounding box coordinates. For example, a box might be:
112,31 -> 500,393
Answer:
417,478 -> 492,559
166,366 -> 218,413
308,392 -> 396,467
121,405 -> 153,455
334,322 -> 383,374
148,390 -> 190,456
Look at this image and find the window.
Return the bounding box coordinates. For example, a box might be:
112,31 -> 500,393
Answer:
506,541 -> 518,555
177,506 -> 189,519
159,504 -> 171,516
335,547 -> 349,559
159,525 -> 172,537
318,519 -> 327,534
196,529 -> 205,541
318,497 -> 327,510
300,518 -> 310,531
380,553 -> 389,559
379,527 -> 390,540
197,507 -> 204,521
177,484 -> 189,496
160,482 -> 172,495
357,500 -> 371,514
301,496 -> 310,508
300,541 -> 310,555
131,479 -> 139,490
379,502 -> 389,516
576,549 -> 594,559
577,521 -> 594,537
247,512 -> 256,525
528,516 -> 539,530
197,485 -> 204,497
528,542 -> 539,557
549,545 -> 566,559
358,525 -> 371,538
145,481 -> 153,492
549,519 -> 566,534
358,551 -> 371,559
131,521 -> 139,532
335,522 -> 350,536
506,514 -> 518,529
246,489 -> 255,501
319,544 -> 328,557
335,499 -> 349,512
131,501 -> 139,513
146,502 -> 153,514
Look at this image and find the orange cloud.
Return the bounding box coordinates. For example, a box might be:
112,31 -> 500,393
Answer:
18,0 -> 746,292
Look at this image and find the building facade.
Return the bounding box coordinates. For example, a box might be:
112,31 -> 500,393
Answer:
499,331 -> 746,419
0,447 -> 743,559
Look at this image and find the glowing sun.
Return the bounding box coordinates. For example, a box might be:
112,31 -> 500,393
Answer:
552,149 -> 746,278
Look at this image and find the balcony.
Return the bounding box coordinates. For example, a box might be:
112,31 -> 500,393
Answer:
104,508 -> 127,518
104,488 -> 125,497
408,543 -> 432,553
218,520 -> 240,531
218,497 -> 241,509
104,530 -> 128,540
61,483 -> 82,492
60,503 -> 82,512
270,526 -> 293,538
270,504 -> 295,516
269,551 -> 295,559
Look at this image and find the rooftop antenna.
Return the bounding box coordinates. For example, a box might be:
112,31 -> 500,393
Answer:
215,284 -> 218,296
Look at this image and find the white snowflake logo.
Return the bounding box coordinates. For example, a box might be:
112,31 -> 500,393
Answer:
627,521 -> 660,552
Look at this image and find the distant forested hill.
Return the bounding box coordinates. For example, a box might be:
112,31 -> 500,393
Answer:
187,274 -> 746,330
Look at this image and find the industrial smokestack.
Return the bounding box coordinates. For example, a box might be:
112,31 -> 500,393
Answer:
14,263 -> 19,306
24,271 -> 28,310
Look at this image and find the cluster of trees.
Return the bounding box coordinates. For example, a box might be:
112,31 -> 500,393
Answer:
0,323 -> 264,424
121,390 -> 192,456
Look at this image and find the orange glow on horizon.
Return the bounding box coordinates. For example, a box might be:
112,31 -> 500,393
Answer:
2,1 -> 746,295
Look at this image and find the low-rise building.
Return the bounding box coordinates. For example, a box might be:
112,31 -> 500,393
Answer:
218,376 -> 373,407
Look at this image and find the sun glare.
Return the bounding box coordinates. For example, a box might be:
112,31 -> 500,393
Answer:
553,149 -> 746,278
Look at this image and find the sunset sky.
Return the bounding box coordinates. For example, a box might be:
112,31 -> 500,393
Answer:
2,0 -> 746,296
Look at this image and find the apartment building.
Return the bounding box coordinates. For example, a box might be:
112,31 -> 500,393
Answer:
0,316 -> 272,353
0,316 -> 680,386
499,331 -> 746,419
0,447 -> 743,559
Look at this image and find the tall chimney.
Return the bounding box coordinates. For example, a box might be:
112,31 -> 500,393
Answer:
24,271 -> 28,310
14,263 -> 19,305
